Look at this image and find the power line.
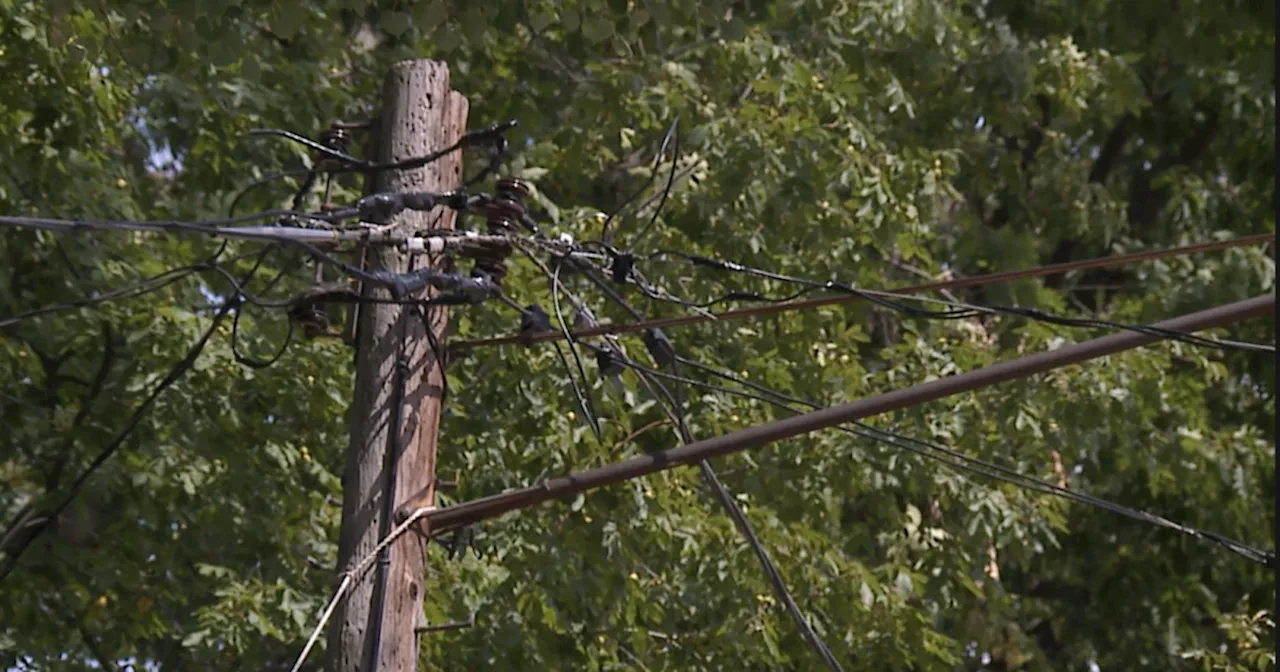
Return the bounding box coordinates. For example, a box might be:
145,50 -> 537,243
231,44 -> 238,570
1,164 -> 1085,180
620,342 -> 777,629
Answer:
607,351 -> 1275,566
0,243 -> 252,328
600,119 -> 680,247
0,212 -> 534,252
451,233 -> 1276,349
408,294 -> 1275,571
638,250 -> 1275,353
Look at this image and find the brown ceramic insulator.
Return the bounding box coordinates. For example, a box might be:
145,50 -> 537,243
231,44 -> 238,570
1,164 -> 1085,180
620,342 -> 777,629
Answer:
496,177 -> 532,200
469,176 -> 532,283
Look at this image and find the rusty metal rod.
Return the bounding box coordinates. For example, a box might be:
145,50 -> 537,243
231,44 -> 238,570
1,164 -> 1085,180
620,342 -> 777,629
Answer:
403,293 -> 1274,533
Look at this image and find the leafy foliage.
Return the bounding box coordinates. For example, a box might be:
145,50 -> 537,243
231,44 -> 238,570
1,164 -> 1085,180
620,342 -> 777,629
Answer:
0,0 -> 1273,670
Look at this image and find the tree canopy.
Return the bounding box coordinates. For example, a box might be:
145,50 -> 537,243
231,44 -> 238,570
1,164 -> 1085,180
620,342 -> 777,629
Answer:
0,0 -> 1274,670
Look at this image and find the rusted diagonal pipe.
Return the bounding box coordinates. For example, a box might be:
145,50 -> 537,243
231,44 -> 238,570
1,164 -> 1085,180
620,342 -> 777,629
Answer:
403,293 -> 1274,534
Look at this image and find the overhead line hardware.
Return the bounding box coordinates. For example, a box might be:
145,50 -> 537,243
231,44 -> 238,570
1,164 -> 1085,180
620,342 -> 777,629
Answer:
451,233 -> 1276,349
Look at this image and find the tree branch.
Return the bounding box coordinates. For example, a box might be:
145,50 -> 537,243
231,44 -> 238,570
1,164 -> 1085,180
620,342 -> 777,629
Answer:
47,322 -> 116,490
1088,113 -> 1134,184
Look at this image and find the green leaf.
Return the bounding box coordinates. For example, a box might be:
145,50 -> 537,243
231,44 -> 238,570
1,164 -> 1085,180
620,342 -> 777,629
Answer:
529,11 -> 555,32
379,11 -> 412,36
581,16 -> 615,43
560,9 -> 580,32
268,5 -> 303,39
721,16 -> 746,41
412,1 -> 448,30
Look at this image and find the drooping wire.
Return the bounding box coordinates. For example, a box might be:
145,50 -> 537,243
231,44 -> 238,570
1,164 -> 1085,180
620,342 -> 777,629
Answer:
603,349 -> 1275,568
418,303 -> 450,407
633,350 -> 848,672
513,241 -> 604,443
315,120 -> 517,177
600,119 -> 680,246
0,237 -> 294,587
415,229 -> 454,408
0,240 -> 244,328
549,261 -> 604,444
227,245 -> 296,369
237,120 -> 515,206
229,168 -> 314,218
620,119 -> 681,256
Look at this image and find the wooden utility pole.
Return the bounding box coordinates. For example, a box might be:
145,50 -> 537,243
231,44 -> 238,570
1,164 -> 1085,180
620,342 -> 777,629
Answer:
328,60 -> 468,672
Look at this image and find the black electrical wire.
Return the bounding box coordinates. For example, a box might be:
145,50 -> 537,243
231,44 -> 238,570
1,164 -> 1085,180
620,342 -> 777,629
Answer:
640,250 -> 1275,354
0,241 -> 245,328
514,243 -> 604,443
417,303 -> 451,407
367,285 -> 414,672
620,119 -> 681,256
248,120 -> 515,177
580,265 -> 848,671
334,120 -> 518,177
603,349 -> 1275,567
249,128 -> 366,165
632,350 -> 849,672
227,245 -> 296,369
232,121 -> 513,218
229,168 -> 314,217
550,262 -> 604,444
600,118 -> 680,246
629,273 -> 820,310
0,234 -> 299,588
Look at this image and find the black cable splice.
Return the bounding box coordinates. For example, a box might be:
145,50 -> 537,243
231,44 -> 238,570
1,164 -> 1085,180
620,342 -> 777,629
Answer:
610,253 -> 636,284
642,328 -> 676,367
520,304 -> 552,339
687,254 -> 728,269
595,348 -> 626,377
